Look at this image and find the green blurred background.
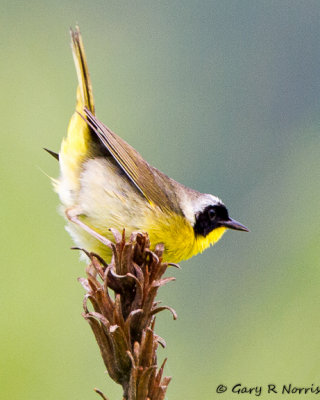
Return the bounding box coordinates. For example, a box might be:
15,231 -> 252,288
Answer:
1,1 -> 320,399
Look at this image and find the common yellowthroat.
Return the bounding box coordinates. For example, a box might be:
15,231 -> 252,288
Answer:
49,27 -> 248,263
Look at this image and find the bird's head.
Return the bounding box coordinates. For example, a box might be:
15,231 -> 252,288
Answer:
190,194 -> 248,248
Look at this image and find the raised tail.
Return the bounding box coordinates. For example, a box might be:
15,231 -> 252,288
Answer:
71,26 -> 95,115
58,26 -> 95,206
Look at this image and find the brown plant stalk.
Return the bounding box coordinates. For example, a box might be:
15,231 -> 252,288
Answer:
77,230 -> 178,400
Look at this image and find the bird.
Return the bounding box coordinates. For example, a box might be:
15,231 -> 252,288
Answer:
49,26 -> 248,264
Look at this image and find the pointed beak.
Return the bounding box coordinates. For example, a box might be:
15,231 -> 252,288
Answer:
221,218 -> 249,232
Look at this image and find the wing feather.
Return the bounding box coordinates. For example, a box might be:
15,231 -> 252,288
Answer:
83,109 -> 182,215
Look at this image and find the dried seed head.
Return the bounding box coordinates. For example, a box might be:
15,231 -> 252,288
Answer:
79,231 -> 177,400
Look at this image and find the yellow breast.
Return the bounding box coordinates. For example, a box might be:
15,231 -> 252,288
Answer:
66,208 -> 226,264
145,211 -> 227,263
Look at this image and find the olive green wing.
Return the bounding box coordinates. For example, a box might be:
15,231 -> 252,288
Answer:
84,108 -> 183,215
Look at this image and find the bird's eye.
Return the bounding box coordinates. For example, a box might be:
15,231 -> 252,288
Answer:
208,208 -> 216,220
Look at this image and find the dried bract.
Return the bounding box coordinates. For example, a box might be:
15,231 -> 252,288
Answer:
78,231 -> 177,400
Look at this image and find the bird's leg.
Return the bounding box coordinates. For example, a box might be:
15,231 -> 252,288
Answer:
65,208 -> 113,249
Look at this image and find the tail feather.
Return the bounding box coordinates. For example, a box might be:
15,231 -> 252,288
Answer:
70,26 -> 95,114
58,26 -> 95,206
